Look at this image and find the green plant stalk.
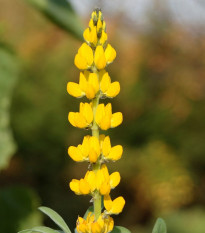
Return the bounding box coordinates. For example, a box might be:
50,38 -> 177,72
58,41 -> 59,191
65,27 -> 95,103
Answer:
91,95 -> 101,219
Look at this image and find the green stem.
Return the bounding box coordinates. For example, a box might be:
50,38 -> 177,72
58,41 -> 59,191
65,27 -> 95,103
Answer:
91,95 -> 101,219
94,192 -> 101,219
92,96 -> 99,139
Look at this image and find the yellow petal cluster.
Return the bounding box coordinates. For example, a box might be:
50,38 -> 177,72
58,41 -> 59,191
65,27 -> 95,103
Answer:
100,72 -> 120,98
104,195 -> 125,215
67,72 -> 99,99
68,102 -> 93,128
74,44 -> 116,71
68,135 -> 123,163
77,212 -> 114,233
95,103 -> 123,130
75,43 -> 94,70
83,10 -> 107,47
94,45 -> 116,70
67,9 -> 125,231
67,71 -> 120,99
69,164 -> 120,196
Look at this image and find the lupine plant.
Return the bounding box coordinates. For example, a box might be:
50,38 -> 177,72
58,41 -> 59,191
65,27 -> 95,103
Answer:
19,9 -> 167,233
67,8 -> 125,233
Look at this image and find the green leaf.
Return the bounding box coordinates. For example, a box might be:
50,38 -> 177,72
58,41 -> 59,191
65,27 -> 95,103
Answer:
111,226 -> 131,233
0,44 -> 18,170
0,186 -> 42,233
18,230 -> 32,233
38,206 -> 71,233
18,226 -> 59,233
152,218 -> 167,233
24,0 -> 83,40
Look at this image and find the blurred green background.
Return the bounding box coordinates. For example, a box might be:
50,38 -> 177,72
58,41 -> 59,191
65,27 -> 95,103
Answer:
1,0 -> 205,232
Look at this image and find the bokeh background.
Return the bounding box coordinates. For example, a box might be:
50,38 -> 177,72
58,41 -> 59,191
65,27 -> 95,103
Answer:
1,0 -> 205,232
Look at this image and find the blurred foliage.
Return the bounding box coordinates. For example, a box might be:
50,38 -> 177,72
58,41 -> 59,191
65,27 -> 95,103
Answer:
165,208 -> 205,233
0,0 -> 205,233
24,0 -> 83,40
0,43 -> 18,170
0,186 -> 42,233
120,141 -> 194,214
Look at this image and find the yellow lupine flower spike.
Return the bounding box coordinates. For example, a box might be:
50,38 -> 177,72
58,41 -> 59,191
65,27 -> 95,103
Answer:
68,8 -> 126,230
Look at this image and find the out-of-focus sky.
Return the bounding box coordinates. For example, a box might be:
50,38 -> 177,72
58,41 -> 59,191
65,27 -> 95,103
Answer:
69,0 -> 205,30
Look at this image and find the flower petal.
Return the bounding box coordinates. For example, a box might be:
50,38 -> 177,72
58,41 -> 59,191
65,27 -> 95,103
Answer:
102,136 -> 111,157
109,172 -> 120,189
67,82 -> 84,98
68,146 -> 85,162
111,112 -> 123,128
105,44 -> 116,64
94,46 -> 106,70
70,179 -> 80,194
106,82 -> 120,98
100,72 -> 111,93
107,145 -> 123,161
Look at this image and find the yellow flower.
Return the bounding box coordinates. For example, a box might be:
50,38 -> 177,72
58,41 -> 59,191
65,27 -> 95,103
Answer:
100,72 -> 120,98
76,217 -> 87,233
105,44 -> 116,64
104,195 -> 125,215
84,9 -> 107,48
83,72 -> 100,99
69,165 -> 120,196
84,17 -> 107,46
89,19 -> 95,29
96,18 -> 103,32
94,45 -> 116,70
83,26 -> 98,46
102,136 -> 123,161
69,178 -> 90,195
68,135 -> 101,163
95,103 -> 123,130
99,31 -> 107,45
67,72 -> 99,99
94,45 -> 107,70
68,135 -> 122,163
91,11 -> 98,22
74,43 -> 93,70
68,102 -> 93,128
76,212 -> 114,233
